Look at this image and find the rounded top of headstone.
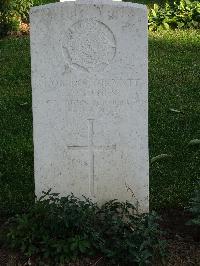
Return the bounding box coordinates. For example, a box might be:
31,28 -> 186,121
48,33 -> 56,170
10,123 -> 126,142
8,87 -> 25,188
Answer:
58,0 -> 147,10
30,0 -> 147,15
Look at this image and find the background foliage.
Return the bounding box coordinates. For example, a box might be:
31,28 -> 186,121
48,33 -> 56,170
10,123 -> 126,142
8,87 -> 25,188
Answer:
0,0 -> 58,37
149,0 -> 200,31
0,1 -> 20,37
1,0 -> 200,37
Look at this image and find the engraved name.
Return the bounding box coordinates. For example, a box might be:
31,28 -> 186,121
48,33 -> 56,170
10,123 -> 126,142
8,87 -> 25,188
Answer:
69,78 -> 140,97
65,78 -> 141,112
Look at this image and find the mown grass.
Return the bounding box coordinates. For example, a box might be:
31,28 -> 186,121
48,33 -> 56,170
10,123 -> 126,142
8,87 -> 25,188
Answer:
0,30 -> 200,216
0,37 -> 34,216
149,30 -> 200,209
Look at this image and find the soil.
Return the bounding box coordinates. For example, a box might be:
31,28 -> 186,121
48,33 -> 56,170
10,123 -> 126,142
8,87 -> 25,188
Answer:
0,209 -> 199,266
157,208 -> 200,266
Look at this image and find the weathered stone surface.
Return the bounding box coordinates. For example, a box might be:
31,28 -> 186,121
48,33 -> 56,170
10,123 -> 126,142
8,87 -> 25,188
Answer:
30,0 -> 149,212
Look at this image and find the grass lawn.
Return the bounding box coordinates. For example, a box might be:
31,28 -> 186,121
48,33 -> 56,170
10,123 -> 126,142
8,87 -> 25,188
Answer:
0,30 -> 200,217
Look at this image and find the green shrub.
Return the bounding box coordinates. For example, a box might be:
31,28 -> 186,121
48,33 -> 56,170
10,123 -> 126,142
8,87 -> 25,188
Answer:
0,0 -> 21,37
12,0 -> 33,22
0,0 -> 58,37
14,0 -> 58,22
148,0 -> 200,31
6,190 -> 166,265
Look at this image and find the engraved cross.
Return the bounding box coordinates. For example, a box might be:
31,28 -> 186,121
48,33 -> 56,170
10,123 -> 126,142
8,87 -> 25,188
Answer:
68,119 -> 116,197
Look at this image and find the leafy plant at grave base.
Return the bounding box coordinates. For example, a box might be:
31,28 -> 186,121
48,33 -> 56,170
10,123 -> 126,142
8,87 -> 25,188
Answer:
5,190 -> 166,266
148,0 -> 200,31
187,181 -> 200,226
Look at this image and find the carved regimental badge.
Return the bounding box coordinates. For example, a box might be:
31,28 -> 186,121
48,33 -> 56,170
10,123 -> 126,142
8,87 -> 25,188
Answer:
62,19 -> 116,73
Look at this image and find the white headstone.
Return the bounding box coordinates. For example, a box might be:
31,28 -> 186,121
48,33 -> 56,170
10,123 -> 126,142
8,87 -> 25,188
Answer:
30,0 -> 149,212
